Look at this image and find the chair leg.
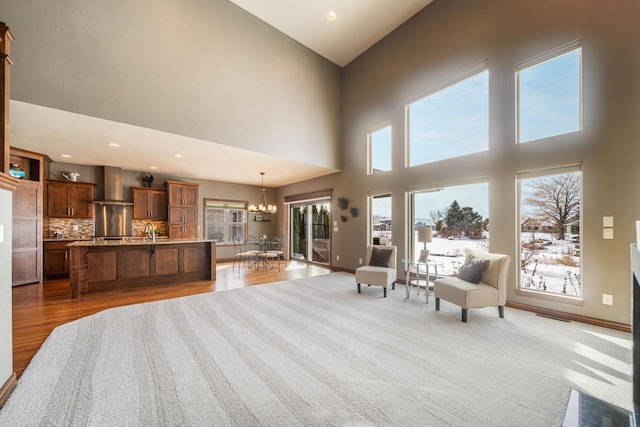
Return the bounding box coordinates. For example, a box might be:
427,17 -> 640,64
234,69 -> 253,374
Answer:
392,282 -> 395,290
357,283 -> 361,294
461,309 -> 468,322
435,297 -> 440,310
498,306 -> 504,318
383,287 -> 387,298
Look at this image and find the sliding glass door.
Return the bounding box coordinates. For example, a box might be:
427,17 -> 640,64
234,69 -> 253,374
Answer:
290,200 -> 331,264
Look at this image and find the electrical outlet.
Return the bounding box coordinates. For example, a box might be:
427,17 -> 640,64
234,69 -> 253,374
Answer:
359,258 -> 363,264
603,229 -> 614,239
73,225 -> 79,231
336,255 -> 340,261
602,294 -> 613,305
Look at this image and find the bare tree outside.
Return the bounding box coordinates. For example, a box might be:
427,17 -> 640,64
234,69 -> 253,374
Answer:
519,171 -> 581,296
524,173 -> 580,240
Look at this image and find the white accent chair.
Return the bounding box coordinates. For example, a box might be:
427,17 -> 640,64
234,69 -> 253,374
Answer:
355,245 -> 397,297
434,251 -> 511,322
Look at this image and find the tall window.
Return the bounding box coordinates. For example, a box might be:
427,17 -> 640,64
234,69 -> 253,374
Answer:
204,199 -> 247,245
517,43 -> 582,143
371,194 -> 392,244
408,66 -> 488,166
409,182 -> 489,276
518,167 -> 582,297
368,125 -> 392,174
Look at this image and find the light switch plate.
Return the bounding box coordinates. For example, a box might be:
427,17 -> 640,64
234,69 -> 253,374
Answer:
603,216 -> 614,227
333,226 -> 338,232
603,229 -> 614,239
333,221 -> 337,226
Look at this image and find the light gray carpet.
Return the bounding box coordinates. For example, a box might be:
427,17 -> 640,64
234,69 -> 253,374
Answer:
0,272 -> 632,426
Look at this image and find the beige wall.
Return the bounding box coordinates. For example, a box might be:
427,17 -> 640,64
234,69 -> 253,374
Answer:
0,0 -> 341,169
0,188 -> 13,386
278,0 -> 640,324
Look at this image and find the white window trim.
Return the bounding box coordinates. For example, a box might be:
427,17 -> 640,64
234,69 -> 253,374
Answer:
367,122 -> 393,175
204,199 -> 248,246
515,40 -> 583,144
405,60 -> 490,168
516,164 -> 583,301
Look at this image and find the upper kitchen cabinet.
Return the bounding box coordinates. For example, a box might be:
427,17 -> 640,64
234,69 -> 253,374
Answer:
132,186 -> 167,220
47,180 -> 95,218
166,180 -> 198,207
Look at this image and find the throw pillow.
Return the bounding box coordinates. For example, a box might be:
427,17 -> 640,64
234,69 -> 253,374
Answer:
457,255 -> 490,284
369,247 -> 393,267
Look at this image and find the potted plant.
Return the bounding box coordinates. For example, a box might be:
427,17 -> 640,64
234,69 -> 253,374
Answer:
142,174 -> 154,187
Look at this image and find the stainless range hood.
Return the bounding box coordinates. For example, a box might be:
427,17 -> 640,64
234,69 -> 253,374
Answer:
93,166 -> 133,238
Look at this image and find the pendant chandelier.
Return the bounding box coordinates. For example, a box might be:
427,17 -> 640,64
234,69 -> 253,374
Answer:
249,172 -> 277,214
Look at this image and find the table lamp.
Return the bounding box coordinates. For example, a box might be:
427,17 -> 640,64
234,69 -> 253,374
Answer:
418,226 -> 432,262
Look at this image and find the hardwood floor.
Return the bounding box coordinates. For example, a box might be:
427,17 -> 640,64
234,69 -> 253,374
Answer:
12,260 -> 333,378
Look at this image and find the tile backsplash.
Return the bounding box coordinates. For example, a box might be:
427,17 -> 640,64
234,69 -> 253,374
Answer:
132,220 -> 167,237
48,218 -> 95,239
47,218 -> 168,238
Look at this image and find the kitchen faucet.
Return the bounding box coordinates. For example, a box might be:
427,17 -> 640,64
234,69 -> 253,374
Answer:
144,223 -> 156,243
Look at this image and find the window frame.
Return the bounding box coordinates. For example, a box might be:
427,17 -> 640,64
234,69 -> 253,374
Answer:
203,198 -> 248,246
369,192 -> 392,245
367,123 -> 392,175
405,61 -> 489,167
516,164 -> 583,304
406,178 -> 489,275
515,40 -> 583,144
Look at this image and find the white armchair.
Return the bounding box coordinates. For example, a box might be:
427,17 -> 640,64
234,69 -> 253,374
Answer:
355,245 -> 397,297
434,251 -> 511,322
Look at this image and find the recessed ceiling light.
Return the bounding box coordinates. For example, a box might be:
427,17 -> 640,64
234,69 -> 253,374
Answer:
327,11 -> 337,21
149,166 -> 158,170
174,154 -> 183,158
107,142 -> 121,147
60,154 -> 72,158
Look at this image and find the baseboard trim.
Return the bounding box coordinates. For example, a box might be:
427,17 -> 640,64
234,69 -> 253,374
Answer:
0,372 -> 17,409
506,301 -> 631,332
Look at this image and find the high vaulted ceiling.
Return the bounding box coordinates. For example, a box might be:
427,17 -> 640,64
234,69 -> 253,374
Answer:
228,0 -> 434,67
7,0 -> 434,187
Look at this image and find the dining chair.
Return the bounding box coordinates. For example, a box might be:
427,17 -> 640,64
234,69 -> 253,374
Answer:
258,237 -> 283,271
232,238 -> 257,272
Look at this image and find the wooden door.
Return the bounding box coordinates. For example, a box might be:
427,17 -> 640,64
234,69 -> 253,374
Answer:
150,190 -> 167,220
183,184 -> 198,206
44,241 -> 71,279
168,183 -> 184,206
70,184 -> 93,218
47,181 -> 70,217
12,181 -> 42,285
132,188 -> 150,219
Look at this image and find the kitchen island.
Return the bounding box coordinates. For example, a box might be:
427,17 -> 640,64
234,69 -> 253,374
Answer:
68,238 -> 216,298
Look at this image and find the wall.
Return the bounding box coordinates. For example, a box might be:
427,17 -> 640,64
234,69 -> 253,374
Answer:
49,162 -> 277,260
0,186 -> 14,389
0,0 -> 341,169
277,0 -> 640,324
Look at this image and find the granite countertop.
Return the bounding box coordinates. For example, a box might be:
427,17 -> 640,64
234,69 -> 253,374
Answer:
43,236 -> 92,242
67,238 -> 215,247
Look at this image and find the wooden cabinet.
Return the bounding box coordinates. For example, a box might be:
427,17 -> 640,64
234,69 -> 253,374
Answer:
132,187 -> 167,220
10,147 -> 50,286
44,240 -> 71,280
47,180 -> 95,218
69,241 -> 216,298
167,181 -> 198,206
166,180 -> 199,239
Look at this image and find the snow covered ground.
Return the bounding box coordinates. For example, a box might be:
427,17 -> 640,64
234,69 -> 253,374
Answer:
410,231 -> 581,296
